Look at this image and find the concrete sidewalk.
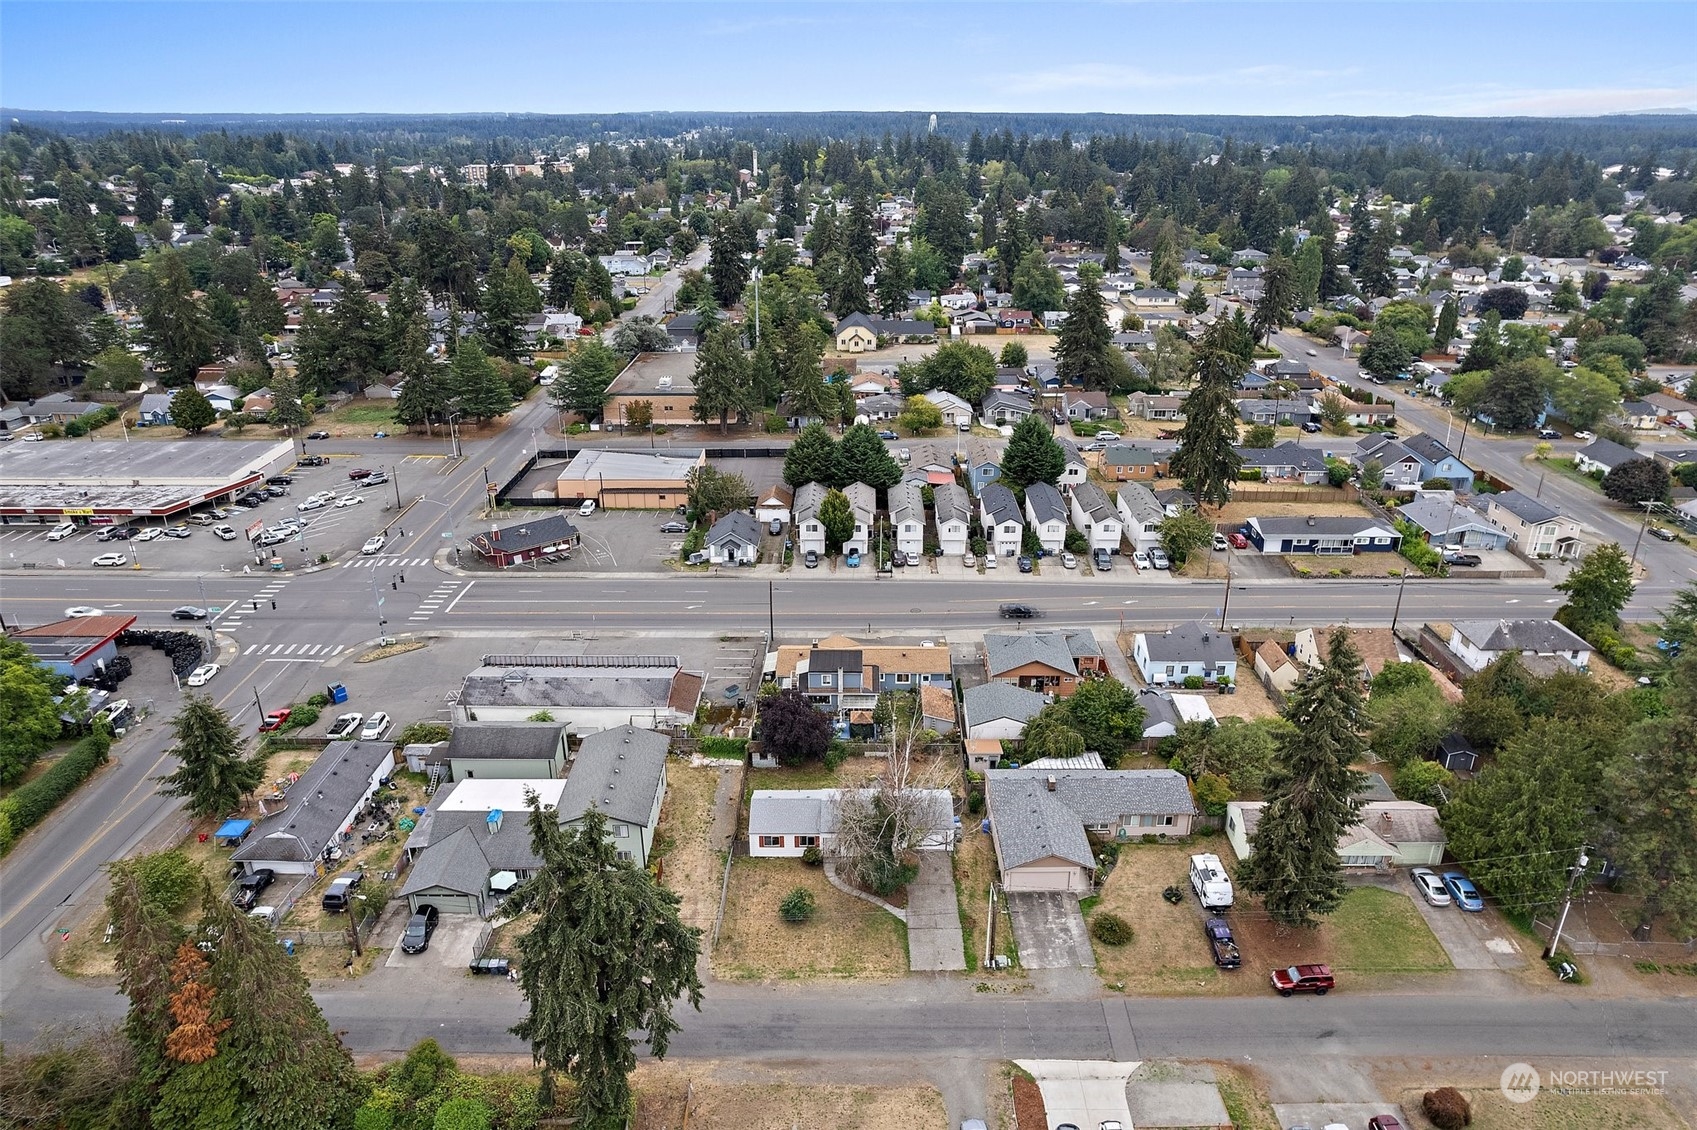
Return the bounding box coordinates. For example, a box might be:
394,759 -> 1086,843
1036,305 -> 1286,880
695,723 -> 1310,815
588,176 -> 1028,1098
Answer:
906,850 -> 966,971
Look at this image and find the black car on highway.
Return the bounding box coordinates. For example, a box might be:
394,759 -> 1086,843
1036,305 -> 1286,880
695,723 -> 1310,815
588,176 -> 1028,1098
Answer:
999,603 -> 1042,618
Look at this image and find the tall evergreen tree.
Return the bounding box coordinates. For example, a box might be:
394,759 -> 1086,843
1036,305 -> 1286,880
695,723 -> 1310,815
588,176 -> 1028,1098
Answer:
708,213 -> 754,308
1000,414 -> 1065,489
1168,322 -> 1245,508
1054,268 -> 1115,391
1434,296 -> 1459,347
1149,221 -> 1181,291
1251,254 -> 1297,343
835,423 -> 902,489
690,323 -> 755,434
783,422 -> 838,487
1238,628 -> 1370,929
155,697 -> 265,818
450,339 -> 513,421
140,252 -> 216,386
266,373 -> 311,433
1606,653 -> 1697,937
875,242 -> 912,317
508,805 -> 702,1128
167,384 -> 216,433
549,338 -> 621,422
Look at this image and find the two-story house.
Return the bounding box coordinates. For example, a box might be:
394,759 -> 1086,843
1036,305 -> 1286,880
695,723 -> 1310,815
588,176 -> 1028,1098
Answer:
889,481 -> 925,558
1023,482 -> 1070,554
1132,621 -> 1239,685
1400,433 -> 1475,490
1482,491 -> 1583,559
1115,482 -> 1167,554
1055,437 -> 1089,488
1102,445 -> 1170,482
793,481 -> 828,557
980,483 -> 1024,558
774,635 -> 954,722
1069,481 -> 1124,554
842,482 -> 875,556
1354,434 -> 1426,487
933,482 -> 972,556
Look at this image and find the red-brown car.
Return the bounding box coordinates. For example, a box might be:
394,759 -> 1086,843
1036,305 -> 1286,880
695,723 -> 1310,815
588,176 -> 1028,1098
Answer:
1228,532 -> 1249,549
1270,963 -> 1334,996
257,708 -> 293,732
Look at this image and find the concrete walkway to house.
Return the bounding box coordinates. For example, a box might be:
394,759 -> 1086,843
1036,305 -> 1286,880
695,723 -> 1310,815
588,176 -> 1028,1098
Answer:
906,850 -> 967,971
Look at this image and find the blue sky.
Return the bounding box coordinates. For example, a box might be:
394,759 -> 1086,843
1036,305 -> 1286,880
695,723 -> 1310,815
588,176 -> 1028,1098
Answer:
4,1 -> 1696,118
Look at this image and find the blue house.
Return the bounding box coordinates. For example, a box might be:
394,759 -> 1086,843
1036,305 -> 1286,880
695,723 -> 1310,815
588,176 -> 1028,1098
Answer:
1245,515 -> 1403,555
1400,433 -> 1475,491
136,391 -> 176,426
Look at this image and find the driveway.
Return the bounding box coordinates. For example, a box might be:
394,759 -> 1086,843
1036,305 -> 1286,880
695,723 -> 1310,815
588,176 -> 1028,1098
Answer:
1273,1103 -> 1411,1130
907,850 -> 966,971
1364,873 -> 1527,971
1123,1062 -> 1231,1128
1006,892 -> 1096,969
385,912 -> 484,972
1016,1059 -> 1138,1130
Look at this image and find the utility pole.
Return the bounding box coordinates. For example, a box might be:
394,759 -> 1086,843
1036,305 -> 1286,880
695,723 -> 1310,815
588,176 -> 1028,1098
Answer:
1543,844 -> 1590,959
1630,500 -> 1654,568
1389,568 -> 1410,634
252,685 -> 265,720
1218,560 -> 1232,631
767,580 -> 775,643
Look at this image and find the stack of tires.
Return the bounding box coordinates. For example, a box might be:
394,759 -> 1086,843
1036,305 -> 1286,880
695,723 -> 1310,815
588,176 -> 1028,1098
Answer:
118,629 -> 206,679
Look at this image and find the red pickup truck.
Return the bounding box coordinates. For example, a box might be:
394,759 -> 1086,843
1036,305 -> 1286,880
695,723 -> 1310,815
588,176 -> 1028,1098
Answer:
257,709 -> 293,733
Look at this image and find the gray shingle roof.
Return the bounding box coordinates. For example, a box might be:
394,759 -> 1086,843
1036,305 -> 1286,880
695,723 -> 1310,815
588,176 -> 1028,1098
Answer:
232,740 -> 393,864
980,482 -> 1021,525
445,721 -> 565,764
469,513 -> 579,558
1401,432 -> 1458,465
1138,620 -> 1236,664
558,725 -> 668,827
1116,483 -> 1164,527
1577,438 -> 1638,470
889,480 -> 924,526
1490,490 -> 1561,525
1072,480 -> 1116,521
1024,481 -> 1068,524
987,774 -> 1096,869
1235,442 -> 1327,472
933,482 -> 971,525
1452,618 -> 1589,654
794,481 -> 826,524
985,631 -> 1078,678
707,510 -> 762,548
1251,515 -> 1396,538
399,825 -> 491,898
962,682 -> 1048,729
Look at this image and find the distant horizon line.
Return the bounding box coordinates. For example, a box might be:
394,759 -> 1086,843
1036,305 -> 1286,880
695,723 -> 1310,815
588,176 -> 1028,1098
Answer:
6,106 -> 1695,122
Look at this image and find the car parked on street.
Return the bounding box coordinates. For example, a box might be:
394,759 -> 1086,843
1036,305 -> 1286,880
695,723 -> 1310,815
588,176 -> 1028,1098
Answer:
306,431 -> 330,440
877,429 -> 898,439
257,709 -> 292,732
186,663 -> 221,686
92,552 -> 128,567
1537,428 -> 1561,440
360,712 -> 392,741
1269,963 -> 1334,996
1441,871 -> 1485,911
1651,526 -> 1678,542
1574,430 -> 1595,441
401,905 -> 439,953
1410,867 -> 1452,907
326,712 -> 364,740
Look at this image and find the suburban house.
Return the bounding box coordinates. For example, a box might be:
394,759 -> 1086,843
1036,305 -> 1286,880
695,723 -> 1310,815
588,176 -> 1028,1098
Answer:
1394,492 -> 1510,549
1618,400 -> 1661,430
962,682 -> 1049,741
793,481 -> 828,556
1136,689 -> 1216,739
920,685 -> 956,735
231,740 -> 396,877
554,448 -> 703,510
772,635 -> 953,721
1068,481 -> 1124,554
663,311 -> 703,347
1447,618 -> 1591,673
1056,437 -> 1089,487
853,392 -> 906,423
748,789 -> 956,858
985,768 -> 1198,893
1237,398 -> 1316,426
933,482 -> 972,556
557,725 -> 670,865
1645,392 -> 1697,430
842,481 -> 875,556
1574,437 -> 1639,476
1400,433 -> 1475,490
1236,442 -> 1329,484
1225,799 -> 1445,868
454,655 -> 704,732
0,392 -> 105,434
1354,434 -> 1427,487
1102,445 -> 1170,482
1244,515 -> 1402,555
754,484 -> 793,526
1482,491 -> 1583,558
889,481 -> 926,558
984,629 -> 1106,698
1115,482 -> 1167,553
1336,399 -> 1397,427
1132,621 -> 1239,685
1252,639 -> 1304,699
922,389 -> 975,427
980,390 -> 1036,427
429,721 -> 567,784
1127,288 -> 1182,307
1293,626 -> 1408,682
602,352 -> 698,430
980,483 -> 1025,558
1023,482 -> 1070,554
1126,392 -> 1186,422
1062,390 -> 1114,421
136,391 -> 176,426
833,313 -> 880,352
706,511 -> 762,566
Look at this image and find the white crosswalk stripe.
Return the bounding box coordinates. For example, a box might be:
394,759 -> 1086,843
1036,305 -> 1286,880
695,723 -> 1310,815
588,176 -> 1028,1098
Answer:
240,643 -> 346,657
406,579 -> 462,621
341,556 -> 431,569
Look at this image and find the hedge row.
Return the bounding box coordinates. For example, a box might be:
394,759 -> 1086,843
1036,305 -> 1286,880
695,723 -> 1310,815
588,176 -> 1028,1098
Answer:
0,731 -> 112,856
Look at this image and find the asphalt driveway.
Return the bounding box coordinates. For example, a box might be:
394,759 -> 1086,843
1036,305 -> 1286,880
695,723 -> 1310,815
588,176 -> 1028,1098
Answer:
1006,892 -> 1096,969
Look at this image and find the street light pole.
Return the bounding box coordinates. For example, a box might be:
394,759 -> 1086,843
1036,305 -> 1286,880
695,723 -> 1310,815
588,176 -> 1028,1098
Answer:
370,571 -> 388,643
196,574 -> 214,637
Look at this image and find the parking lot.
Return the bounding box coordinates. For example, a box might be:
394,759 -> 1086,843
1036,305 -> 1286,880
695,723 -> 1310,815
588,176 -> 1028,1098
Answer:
0,455 -> 426,571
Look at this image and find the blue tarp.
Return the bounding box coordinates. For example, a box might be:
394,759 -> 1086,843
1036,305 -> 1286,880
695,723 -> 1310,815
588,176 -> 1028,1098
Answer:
215,819 -> 253,840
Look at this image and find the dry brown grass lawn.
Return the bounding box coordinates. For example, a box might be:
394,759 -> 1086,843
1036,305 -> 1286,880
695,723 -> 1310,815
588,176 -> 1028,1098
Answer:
1088,843 -> 1225,994
657,763 -> 731,932
633,1060 -> 946,1130
713,856 -> 907,980
1212,1063 -> 1282,1130
1215,499 -> 1374,523
1391,1085 -> 1689,1130
1210,671 -> 1281,721
956,821 -> 1021,974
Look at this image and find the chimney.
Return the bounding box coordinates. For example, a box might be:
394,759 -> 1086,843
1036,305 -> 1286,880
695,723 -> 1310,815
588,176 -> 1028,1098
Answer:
1046,775 -> 1057,792
1380,810 -> 1393,825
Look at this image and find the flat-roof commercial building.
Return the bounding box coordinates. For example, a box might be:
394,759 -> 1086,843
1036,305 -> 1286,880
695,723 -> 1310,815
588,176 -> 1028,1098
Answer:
0,439 -> 294,523
554,448 -> 704,509
602,351 -> 698,431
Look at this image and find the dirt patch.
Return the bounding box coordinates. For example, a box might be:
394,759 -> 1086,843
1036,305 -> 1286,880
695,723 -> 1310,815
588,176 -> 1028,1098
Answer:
1178,554 -> 1230,579
1089,843 -> 1224,995
1210,672 -> 1281,721
355,639 -> 427,663
657,763 -> 730,932
633,1059 -> 946,1130
712,856 -> 907,980
1012,1072 -> 1047,1130
957,821 -> 1022,974
1214,499 -> 1376,523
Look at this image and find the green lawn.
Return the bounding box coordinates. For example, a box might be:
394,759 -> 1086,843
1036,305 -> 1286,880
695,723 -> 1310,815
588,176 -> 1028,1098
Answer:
330,402 -> 398,425
1542,457 -> 1604,493
1328,886 -> 1453,973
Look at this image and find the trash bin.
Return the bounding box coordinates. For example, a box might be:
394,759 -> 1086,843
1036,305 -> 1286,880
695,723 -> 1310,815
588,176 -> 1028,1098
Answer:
326,683 -> 348,705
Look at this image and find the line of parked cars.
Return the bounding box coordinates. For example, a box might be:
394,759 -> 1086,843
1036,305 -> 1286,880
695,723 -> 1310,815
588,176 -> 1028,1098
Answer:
1410,866 -> 1485,912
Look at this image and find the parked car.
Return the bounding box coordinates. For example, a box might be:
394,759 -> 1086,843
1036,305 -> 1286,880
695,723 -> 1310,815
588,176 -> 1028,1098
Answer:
234,869 -> 276,910
768,517 -> 783,536
306,430 -> 330,440
845,547 -> 861,567
1651,526 -> 1678,542
1443,551 -> 1482,567
297,453 -> 327,465
347,467 -> 373,480
335,494 -> 365,508
95,526 -> 126,541
326,712 -> 364,740
1367,1117 -> 1406,1130
1093,548 -> 1113,571
321,871 -> 365,913
65,605 -> 104,617
578,499 -> 597,516
360,712 -> 392,741
998,603 -> 1042,619
1132,550 -> 1153,569
963,552 -> 976,568
803,550 -> 820,569
1228,532 -> 1249,549
131,527 -> 162,542
1574,430 -> 1595,441
212,525 -> 238,540
1060,552 -> 1077,569
1017,554 -> 1033,573
1269,963 -> 1334,996
1301,421 -> 1323,433
92,552 -> 128,567
186,663 -> 221,687
1149,548 -> 1171,569
401,905 -> 440,953
660,520 -> 689,534
1537,428 -> 1561,440
1204,917 -> 1242,968
257,709 -> 292,733
891,550 -> 908,568
297,496 -> 327,511
171,606 -> 208,620
1094,430 -> 1120,442
1441,871 -> 1485,912
1213,532 -> 1229,551
877,429 -> 898,439
163,525 -> 191,538
266,475 -> 293,487
1410,867 -> 1452,907
361,535 -> 387,556
46,523 -> 76,541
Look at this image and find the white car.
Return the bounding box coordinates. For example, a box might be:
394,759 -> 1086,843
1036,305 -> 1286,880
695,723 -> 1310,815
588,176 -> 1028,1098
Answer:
92,552 -> 128,567
20,431 -> 44,442
135,527 -> 164,542
334,494 -> 364,508
1149,547 -> 1171,569
359,712 -> 392,741
186,663 -> 221,687
1060,552 -> 1077,569
46,523 -> 76,541
1410,867 -> 1453,907
326,712 -> 364,740
212,525 -> 238,540
361,534 -> 386,556
1574,430 -> 1595,441
65,605 -> 104,617
297,497 -> 326,511
1093,430 -> 1121,442
578,499 -> 597,516
1132,550 -> 1153,570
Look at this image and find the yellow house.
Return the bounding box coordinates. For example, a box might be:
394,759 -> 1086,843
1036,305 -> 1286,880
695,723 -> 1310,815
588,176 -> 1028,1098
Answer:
834,313 -> 881,353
